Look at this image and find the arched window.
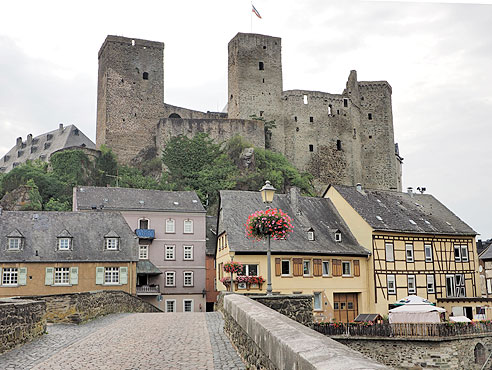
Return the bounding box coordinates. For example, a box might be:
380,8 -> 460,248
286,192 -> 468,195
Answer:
139,219 -> 149,229
475,343 -> 486,365
184,219 -> 193,234
166,219 -> 175,233
169,113 -> 181,119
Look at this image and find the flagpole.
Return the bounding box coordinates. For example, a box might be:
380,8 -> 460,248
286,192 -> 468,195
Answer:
250,0 -> 253,32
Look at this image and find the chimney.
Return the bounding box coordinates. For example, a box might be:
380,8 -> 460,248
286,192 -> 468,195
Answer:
59,123 -> 64,132
407,187 -> 414,197
27,134 -> 32,145
356,183 -> 362,192
288,187 -> 301,216
16,137 -> 22,148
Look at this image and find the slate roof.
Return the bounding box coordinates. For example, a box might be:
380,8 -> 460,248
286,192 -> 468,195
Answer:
330,185 -> 476,236
0,125 -> 95,173
478,239 -> 492,258
136,260 -> 162,275
0,211 -> 138,262
218,190 -> 369,256
74,186 -> 206,213
206,216 -> 218,256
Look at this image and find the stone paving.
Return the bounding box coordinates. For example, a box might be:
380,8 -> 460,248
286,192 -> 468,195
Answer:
0,312 -> 245,370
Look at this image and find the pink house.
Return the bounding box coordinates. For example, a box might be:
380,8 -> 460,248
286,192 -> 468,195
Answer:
73,186 -> 207,312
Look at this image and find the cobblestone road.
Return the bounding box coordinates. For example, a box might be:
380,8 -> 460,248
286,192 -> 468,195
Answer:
0,312 -> 245,370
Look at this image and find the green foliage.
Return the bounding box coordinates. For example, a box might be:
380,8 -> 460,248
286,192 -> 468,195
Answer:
45,197 -> 71,211
50,149 -> 93,186
22,179 -> 42,211
117,165 -> 161,190
94,145 -> 118,186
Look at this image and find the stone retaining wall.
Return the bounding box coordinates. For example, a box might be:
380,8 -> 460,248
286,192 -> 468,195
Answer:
221,293 -> 388,369
0,298 -> 46,353
17,290 -> 161,324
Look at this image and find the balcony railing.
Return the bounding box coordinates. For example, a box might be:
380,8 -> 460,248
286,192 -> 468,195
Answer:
136,285 -> 160,295
135,229 -> 155,240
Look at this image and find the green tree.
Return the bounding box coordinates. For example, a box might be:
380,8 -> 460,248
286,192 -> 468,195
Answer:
117,165 -> 161,190
50,149 -> 93,186
94,145 -> 118,186
45,197 -> 71,211
21,179 -> 43,211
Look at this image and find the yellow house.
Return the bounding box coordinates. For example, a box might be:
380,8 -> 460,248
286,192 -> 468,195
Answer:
324,184 -> 479,318
0,211 -> 138,298
216,188 -> 372,323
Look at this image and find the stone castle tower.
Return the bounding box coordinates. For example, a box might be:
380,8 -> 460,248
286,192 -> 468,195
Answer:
96,33 -> 402,191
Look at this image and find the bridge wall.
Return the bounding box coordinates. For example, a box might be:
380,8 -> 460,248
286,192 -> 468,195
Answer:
0,298 -> 46,354
221,293 -> 388,369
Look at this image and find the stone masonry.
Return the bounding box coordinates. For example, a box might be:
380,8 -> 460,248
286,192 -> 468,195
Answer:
96,33 -> 402,192
249,294 -> 314,328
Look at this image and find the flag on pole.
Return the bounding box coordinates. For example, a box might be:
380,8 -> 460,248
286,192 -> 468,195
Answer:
252,4 -> 262,19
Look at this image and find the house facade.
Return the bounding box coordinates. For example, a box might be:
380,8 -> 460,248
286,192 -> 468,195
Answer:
0,211 -> 138,298
205,216 -> 219,312
324,185 -> 480,318
73,186 -> 207,312
216,188 -> 371,323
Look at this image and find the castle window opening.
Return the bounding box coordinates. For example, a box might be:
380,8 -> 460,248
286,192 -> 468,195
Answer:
296,127 -> 299,132
337,140 -> 342,151
337,110 -> 340,115
309,144 -> 314,152
259,61 -> 264,70
368,113 -> 373,120
260,111 -> 264,117
343,98 -> 348,107
310,117 -> 314,123
230,94 -> 233,100
262,78 -> 265,83
328,105 -> 332,115
303,95 -> 308,104
131,39 -> 135,46
143,72 -> 149,80
353,128 -> 356,138
169,113 -> 181,119
294,116 -> 297,122
369,135 -> 372,139
263,45 -> 266,49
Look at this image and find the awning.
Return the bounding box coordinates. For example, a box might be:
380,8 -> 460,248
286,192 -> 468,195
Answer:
136,260 -> 162,275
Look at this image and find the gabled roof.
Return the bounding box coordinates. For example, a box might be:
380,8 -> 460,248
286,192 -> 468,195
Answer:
480,244 -> 492,260
6,229 -> 24,238
329,185 -> 476,236
0,211 -> 138,263
218,189 -> 369,256
74,186 -> 205,213
57,229 -> 73,238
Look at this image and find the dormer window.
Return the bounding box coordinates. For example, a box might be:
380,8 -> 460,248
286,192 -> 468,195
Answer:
106,238 -> 119,250
184,219 -> 193,234
307,229 -> 315,241
335,231 -> 342,242
58,238 -> 71,250
8,238 -> 21,250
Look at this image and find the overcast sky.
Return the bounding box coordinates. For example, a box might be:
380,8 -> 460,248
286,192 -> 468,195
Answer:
0,0 -> 491,238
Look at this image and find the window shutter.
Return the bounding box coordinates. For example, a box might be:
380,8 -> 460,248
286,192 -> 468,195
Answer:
275,258 -> 281,276
293,258 -> 302,276
354,260 -> 360,277
18,267 -> 27,286
333,260 -> 341,276
313,259 -> 322,276
120,267 -> 128,285
45,267 -> 54,285
96,267 -> 104,285
70,267 -> 79,285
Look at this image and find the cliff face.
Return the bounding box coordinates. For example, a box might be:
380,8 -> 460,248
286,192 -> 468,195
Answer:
0,184 -> 38,211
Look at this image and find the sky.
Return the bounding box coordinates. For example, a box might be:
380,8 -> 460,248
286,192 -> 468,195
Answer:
0,0 -> 491,238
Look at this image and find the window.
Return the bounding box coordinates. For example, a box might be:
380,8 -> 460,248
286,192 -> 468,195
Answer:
335,232 -> 342,242
314,292 -> 322,310
258,61 -> 264,70
281,260 -> 290,276
143,72 -> 149,80
425,244 -> 432,262
58,238 -> 71,250
183,299 -> 193,312
183,271 -> 193,287
166,219 -> 175,233
368,113 -> 372,120
303,95 -> 308,104
328,105 -> 332,115
461,245 -> 469,262
336,140 -> 342,151
307,230 -> 315,241
238,264 -> 258,276
183,245 -> 193,260
139,219 -> 149,229
454,245 -> 461,261
2,268 -> 18,285
405,244 -> 414,262
165,300 -> 176,313
165,271 -> 175,287
385,243 -> 394,262
446,274 -> 465,297
487,279 -> 492,295
322,261 -> 329,276
8,238 -> 21,250
342,261 -> 351,276
184,220 -> 193,234
104,267 -> 119,284
427,275 -> 435,294
387,274 -> 396,295
343,98 -> 348,107
139,245 -> 148,260
310,116 -> 314,123
408,275 -> 416,294
105,238 -> 119,250
165,245 -> 175,260
309,144 -> 314,152
303,260 -> 311,276
54,267 -> 70,285
294,116 -> 297,122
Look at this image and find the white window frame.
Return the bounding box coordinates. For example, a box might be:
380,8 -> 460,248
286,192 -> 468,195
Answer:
183,299 -> 194,312
455,273 -> 465,297
183,245 -> 194,260
487,278 -> 492,295
165,245 -> 175,260
281,259 -> 291,276
183,271 -> 194,287
54,267 -> 70,285
342,261 -> 351,277
165,299 -> 176,313
322,261 -> 330,276
238,264 -> 258,277
387,274 -> 396,295
183,219 -> 193,234
461,245 -> 469,262
454,245 -> 461,262
105,238 -> 119,250
2,267 -> 18,286
307,230 -> 315,241
385,242 -> 394,262
335,232 -> 342,242
165,271 -> 176,287
425,244 -> 432,262
408,275 -> 416,294
303,260 -> 311,276
138,218 -> 149,229
139,245 -> 148,260
104,267 -> 119,285
58,238 -> 71,250
8,238 -> 21,250
313,292 -> 322,311
427,274 -> 435,294
166,219 -> 175,233
405,243 -> 414,262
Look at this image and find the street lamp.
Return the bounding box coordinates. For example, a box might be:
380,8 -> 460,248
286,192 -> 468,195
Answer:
229,250 -> 234,293
260,180 -> 276,296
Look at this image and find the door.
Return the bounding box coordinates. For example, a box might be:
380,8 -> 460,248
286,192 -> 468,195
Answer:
333,293 -> 359,323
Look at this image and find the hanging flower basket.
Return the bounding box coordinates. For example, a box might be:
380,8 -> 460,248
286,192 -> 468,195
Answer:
245,208 -> 293,240
248,275 -> 265,284
223,261 -> 244,274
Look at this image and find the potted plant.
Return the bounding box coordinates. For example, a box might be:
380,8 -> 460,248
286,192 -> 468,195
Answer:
245,208 -> 293,240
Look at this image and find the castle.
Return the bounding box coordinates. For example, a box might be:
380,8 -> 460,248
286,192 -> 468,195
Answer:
96,33 -> 402,191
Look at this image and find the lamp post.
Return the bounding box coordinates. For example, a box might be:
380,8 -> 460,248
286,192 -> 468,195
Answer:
260,180 -> 276,296
229,251 -> 234,293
